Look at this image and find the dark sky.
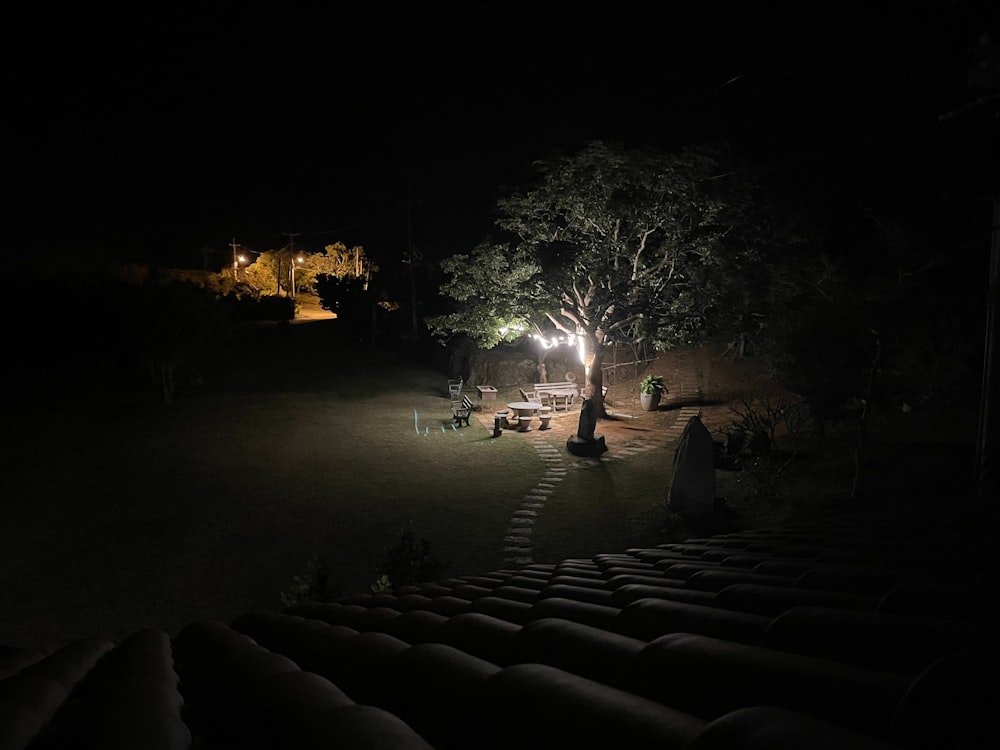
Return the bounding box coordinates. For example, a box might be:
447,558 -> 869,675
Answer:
5,2 -> 997,268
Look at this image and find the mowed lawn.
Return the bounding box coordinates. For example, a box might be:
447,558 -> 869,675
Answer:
1,319 -> 675,650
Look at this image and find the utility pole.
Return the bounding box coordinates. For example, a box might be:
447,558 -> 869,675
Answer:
396,190 -> 452,339
200,246 -> 214,271
976,193 -> 1000,499
962,32 -> 1000,501
231,238 -> 240,280
402,199 -> 421,339
397,192 -> 447,339
283,232 -> 299,296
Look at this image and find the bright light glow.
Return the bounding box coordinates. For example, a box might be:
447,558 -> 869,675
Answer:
531,333 -> 581,349
528,332 -> 587,366
498,322 -> 525,337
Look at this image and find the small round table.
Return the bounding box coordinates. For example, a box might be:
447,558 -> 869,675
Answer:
506,402 -> 539,432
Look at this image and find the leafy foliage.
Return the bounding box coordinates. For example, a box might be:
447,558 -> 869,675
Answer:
253,294 -> 295,321
308,243 -> 400,343
279,554 -> 343,607
716,397 -> 815,501
427,140 -> 824,415
243,250 -> 289,296
114,278 -> 233,403
309,242 -> 376,283
760,192 -> 984,440
724,397 -> 813,455
639,374 -> 667,395
373,527 -> 448,591
426,243 -> 542,348
242,243 -> 375,299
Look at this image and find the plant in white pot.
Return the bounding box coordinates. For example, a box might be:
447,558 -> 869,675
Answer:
639,374 -> 667,411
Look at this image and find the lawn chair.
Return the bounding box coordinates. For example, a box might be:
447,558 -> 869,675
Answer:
519,388 -> 544,407
448,378 -> 464,400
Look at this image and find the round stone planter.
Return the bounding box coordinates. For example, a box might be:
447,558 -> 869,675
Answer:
640,392 -> 662,411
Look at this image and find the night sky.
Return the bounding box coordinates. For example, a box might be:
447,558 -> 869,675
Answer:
5,2 -> 997,269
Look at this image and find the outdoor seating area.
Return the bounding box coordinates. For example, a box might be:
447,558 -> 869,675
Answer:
518,388 -> 542,406
533,381 -> 579,411
506,401 -> 541,432
445,382 -> 582,435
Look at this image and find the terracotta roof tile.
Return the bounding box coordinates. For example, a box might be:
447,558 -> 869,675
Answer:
3,510 -> 999,748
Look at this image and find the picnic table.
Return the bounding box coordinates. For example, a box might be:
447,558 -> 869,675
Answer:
534,383 -> 579,411
507,401 -> 539,432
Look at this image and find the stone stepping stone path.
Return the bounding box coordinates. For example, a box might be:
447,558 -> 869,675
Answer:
500,366 -> 703,565
499,347 -> 709,565
502,440 -> 565,566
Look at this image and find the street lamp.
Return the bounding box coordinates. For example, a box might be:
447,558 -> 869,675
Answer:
231,238 -> 246,280
290,256 -> 304,297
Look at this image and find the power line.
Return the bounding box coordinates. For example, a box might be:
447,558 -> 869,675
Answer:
297,224 -> 366,236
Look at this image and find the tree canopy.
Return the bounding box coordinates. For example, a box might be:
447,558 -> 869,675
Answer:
243,242 -> 374,298
427,140 -> 823,416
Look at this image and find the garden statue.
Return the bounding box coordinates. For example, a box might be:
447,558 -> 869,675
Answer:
668,415 -> 716,519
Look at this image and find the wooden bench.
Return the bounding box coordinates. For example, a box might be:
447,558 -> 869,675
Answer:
452,395 -> 474,427
534,382 -> 578,411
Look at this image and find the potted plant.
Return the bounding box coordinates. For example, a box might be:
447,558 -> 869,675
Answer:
639,374 -> 667,411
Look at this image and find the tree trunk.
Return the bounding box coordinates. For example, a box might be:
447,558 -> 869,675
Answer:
587,347 -> 608,420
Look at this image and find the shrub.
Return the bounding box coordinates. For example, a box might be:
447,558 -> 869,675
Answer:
717,397 -> 814,500
255,294 -> 296,321
639,374 -> 667,395
372,527 -> 448,591
279,555 -> 342,607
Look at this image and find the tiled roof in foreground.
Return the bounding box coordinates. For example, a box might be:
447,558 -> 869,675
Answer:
3,506 -> 999,749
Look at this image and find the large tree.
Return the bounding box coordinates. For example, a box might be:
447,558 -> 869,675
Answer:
243,242 -> 374,298
307,242 -> 376,288
427,140 -> 815,418
114,278 -> 232,405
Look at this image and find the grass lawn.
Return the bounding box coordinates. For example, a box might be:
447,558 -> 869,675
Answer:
2,315 -> 981,650
0,319 -> 679,650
